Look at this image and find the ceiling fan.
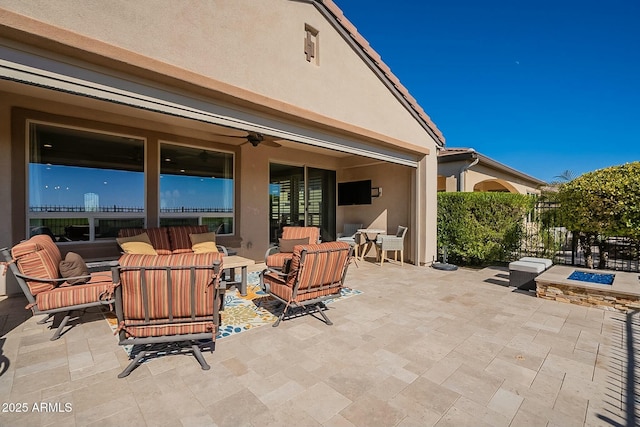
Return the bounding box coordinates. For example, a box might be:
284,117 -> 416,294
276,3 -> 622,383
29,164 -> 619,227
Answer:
211,130 -> 282,148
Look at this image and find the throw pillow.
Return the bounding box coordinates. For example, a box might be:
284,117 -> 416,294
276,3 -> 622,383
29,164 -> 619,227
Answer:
278,237 -> 309,253
190,232 -> 219,253
116,232 -> 158,255
189,232 -> 216,245
192,241 -> 219,254
59,252 -> 90,285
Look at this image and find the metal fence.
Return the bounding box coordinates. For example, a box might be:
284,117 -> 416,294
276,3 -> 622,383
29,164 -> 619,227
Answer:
519,201 -> 640,272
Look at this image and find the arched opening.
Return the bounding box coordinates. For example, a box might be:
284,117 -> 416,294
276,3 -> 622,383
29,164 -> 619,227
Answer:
473,179 -> 518,193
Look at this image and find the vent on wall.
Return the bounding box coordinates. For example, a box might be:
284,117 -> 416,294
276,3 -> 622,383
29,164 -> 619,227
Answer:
305,24 -> 319,65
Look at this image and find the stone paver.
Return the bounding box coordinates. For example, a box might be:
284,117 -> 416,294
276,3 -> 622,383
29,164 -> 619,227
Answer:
0,261 -> 637,426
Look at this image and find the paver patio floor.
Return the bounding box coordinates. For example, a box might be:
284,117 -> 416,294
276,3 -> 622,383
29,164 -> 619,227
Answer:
0,261 -> 637,426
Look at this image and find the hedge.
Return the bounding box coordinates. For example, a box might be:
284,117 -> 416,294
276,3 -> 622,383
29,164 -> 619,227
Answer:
437,192 -> 536,265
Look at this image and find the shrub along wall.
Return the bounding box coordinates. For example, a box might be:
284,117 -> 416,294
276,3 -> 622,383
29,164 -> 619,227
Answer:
437,192 -> 536,266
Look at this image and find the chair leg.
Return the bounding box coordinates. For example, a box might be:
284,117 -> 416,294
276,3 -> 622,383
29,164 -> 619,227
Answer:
316,303 -> 333,326
400,250 -> 403,266
272,307 -> 288,327
191,343 -> 210,370
38,313 -> 54,325
50,311 -> 73,341
118,349 -> 148,378
380,249 -> 384,266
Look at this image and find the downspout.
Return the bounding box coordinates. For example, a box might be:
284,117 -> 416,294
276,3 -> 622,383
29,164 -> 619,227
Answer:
458,150 -> 479,192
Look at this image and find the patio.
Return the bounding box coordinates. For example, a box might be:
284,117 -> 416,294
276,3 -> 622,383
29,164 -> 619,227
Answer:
0,261 -> 636,427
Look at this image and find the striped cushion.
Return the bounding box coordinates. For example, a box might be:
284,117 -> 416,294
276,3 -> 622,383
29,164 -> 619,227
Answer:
11,235 -> 62,295
265,252 -> 293,269
167,225 -> 209,253
262,275 -> 340,303
35,273 -> 113,311
281,226 -> 320,244
118,228 -> 172,253
120,321 -> 215,339
118,252 -> 222,321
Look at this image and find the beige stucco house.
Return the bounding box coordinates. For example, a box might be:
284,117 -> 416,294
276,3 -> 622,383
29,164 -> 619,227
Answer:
438,148 -> 545,195
0,0 -> 445,295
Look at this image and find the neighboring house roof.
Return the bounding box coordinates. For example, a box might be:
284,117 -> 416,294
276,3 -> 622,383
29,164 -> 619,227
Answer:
438,147 -> 547,186
316,0 -> 445,146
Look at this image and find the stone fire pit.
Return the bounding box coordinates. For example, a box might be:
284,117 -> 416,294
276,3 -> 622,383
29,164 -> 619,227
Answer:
535,265 -> 640,312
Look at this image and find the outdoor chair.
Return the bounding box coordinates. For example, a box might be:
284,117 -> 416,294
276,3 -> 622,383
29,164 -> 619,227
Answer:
112,252 -> 223,378
375,225 -> 408,266
1,234 -> 115,341
260,241 -> 353,327
265,226 -> 321,271
336,223 -> 363,258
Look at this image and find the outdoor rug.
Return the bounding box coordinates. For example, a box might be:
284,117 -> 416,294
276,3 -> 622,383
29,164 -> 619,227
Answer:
104,271 -> 362,356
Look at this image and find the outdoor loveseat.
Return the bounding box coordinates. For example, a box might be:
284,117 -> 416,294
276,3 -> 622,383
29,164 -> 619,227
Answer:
117,225 -> 228,255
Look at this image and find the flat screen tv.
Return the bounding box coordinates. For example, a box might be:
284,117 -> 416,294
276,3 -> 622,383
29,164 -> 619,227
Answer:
338,180 -> 372,205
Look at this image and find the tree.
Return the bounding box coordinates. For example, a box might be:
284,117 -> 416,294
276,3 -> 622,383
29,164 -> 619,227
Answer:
557,162 -> 640,268
551,169 -> 576,185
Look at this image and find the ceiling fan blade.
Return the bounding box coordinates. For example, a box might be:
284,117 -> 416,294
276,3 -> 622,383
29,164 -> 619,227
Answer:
261,139 -> 282,148
210,130 -> 282,148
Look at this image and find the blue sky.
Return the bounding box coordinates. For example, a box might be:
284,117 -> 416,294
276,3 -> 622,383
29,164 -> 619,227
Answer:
337,0 -> 640,183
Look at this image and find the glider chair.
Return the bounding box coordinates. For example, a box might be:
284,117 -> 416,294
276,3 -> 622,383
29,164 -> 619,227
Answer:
112,252 -> 223,378
376,226 -> 408,266
336,223 -> 363,258
1,235 -> 115,341
260,241 -> 353,327
265,226 -> 321,271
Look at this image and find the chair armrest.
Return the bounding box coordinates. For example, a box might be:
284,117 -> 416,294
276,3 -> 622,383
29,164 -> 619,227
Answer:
86,260 -> 119,273
14,272 -> 92,284
264,244 -> 279,259
216,245 -> 229,256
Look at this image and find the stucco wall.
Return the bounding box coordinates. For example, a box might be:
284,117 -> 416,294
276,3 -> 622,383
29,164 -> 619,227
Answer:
336,160 -> 413,260
438,160 -> 542,195
0,0 -> 437,151
467,166 -> 541,195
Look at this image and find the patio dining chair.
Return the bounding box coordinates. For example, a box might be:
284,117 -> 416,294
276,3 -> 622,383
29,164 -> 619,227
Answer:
260,241 -> 353,327
375,225 -> 408,266
337,223 -> 363,258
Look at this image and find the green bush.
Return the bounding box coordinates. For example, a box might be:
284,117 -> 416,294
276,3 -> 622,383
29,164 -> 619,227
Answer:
557,162 -> 640,238
437,192 -> 536,265
556,162 -> 640,268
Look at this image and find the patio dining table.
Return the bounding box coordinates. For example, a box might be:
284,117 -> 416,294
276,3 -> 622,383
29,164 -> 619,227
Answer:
357,228 -> 386,261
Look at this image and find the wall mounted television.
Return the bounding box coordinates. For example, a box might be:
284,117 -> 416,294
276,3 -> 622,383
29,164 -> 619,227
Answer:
338,180 -> 372,205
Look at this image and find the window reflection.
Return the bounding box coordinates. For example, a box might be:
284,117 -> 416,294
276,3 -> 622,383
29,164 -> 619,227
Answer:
28,123 -> 145,241
160,143 -> 234,234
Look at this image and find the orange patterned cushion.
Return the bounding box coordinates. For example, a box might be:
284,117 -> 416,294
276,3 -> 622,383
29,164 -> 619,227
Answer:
120,322 -> 215,339
11,235 -> 62,295
117,252 -> 222,321
118,228 -> 171,253
35,273 -> 113,311
167,225 -> 209,252
265,252 -> 293,268
281,226 -> 320,244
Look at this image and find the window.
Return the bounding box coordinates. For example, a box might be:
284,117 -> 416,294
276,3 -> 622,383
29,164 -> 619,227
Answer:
160,143 -> 234,234
28,122 -> 145,241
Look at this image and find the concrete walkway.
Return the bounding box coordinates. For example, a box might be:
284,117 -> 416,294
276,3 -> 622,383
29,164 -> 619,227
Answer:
0,261 -> 637,426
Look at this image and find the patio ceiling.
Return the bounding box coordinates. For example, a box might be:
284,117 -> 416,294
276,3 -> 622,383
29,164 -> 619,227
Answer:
0,44 -> 421,167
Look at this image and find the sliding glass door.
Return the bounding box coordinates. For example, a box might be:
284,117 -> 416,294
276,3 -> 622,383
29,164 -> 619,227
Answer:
269,163 -> 336,243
